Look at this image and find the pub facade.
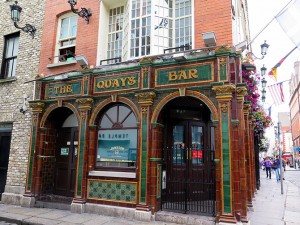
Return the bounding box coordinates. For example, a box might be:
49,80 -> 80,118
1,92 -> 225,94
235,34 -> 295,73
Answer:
20,0 -> 257,224
24,47 -> 257,224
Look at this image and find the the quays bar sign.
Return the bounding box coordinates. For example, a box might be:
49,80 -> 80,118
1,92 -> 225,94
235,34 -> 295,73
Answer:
45,81 -> 82,98
155,63 -> 213,87
93,72 -> 140,94
44,63 -> 214,98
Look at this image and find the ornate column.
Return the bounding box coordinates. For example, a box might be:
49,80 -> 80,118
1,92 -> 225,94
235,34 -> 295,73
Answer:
71,97 -> 93,213
149,122 -> 164,212
212,84 -> 237,223
134,91 -> 156,212
22,102 -> 45,207
236,86 -> 248,222
243,103 -> 253,208
250,117 -> 257,195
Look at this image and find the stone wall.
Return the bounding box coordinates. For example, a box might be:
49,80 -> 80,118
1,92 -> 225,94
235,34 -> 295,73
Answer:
0,0 -> 45,205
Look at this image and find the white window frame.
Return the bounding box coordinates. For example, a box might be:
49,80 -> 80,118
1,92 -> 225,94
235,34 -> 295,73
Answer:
54,12 -> 78,63
97,0 -> 194,65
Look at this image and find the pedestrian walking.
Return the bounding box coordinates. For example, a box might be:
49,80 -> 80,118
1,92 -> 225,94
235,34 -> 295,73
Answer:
264,157 -> 272,179
273,156 -> 281,181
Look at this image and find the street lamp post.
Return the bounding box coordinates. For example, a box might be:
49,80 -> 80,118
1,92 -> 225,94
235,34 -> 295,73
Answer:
275,123 -> 284,194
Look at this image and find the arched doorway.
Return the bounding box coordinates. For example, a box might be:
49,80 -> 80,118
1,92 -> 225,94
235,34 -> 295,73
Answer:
159,97 -> 215,216
40,107 -> 78,200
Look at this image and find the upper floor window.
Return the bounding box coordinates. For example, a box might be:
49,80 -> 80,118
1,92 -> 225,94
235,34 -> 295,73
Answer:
97,104 -> 138,169
98,0 -> 192,64
55,13 -> 78,63
107,6 -> 124,64
1,33 -> 20,79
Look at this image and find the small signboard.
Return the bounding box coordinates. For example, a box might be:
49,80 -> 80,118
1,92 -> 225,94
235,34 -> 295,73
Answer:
60,148 -> 69,156
192,150 -> 203,159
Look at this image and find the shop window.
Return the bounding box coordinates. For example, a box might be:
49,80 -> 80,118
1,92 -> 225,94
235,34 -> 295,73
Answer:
97,104 -> 137,168
55,13 -> 78,63
1,33 -> 20,79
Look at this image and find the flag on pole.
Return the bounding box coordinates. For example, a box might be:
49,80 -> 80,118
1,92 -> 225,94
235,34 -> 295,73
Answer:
268,46 -> 298,81
267,83 -> 285,105
276,0 -> 300,49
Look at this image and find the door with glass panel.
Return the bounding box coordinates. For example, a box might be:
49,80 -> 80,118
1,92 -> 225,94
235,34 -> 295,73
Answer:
162,120 -> 215,215
54,127 -> 78,197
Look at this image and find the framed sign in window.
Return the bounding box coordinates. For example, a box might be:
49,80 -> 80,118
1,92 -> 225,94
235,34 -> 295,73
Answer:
97,129 -> 137,164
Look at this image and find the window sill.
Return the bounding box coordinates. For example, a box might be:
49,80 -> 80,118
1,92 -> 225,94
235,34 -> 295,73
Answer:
47,60 -> 77,68
0,77 -> 17,84
89,170 -> 136,178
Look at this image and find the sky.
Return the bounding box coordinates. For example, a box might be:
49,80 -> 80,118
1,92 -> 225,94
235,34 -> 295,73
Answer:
248,0 -> 300,113
247,0 -> 300,151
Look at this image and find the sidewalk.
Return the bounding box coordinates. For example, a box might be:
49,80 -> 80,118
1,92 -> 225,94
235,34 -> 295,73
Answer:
249,167 -> 300,225
0,168 -> 300,225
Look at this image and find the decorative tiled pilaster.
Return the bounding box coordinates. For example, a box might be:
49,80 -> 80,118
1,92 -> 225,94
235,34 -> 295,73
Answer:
236,86 -> 248,222
135,91 -> 156,210
212,84 -> 236,223
243,103 -> 253,208
74,98 -> 94,203
218,57 -> 228,81
140,57 -> 153,89
25,102 -> 45,194
250,116 -> 257,195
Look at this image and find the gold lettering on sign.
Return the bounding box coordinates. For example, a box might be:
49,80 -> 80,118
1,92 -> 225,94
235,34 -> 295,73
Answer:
96,76 -> 137,90
168,69 -> 198,81
52,85 -> 73,95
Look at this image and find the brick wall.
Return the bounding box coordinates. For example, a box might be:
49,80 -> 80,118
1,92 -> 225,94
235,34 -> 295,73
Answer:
0,0 -> 45,204
38,0 -> 100,77
194,0 -> 233,48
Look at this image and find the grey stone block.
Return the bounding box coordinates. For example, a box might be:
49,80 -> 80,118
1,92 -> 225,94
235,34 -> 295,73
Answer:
134,210 -> 152,222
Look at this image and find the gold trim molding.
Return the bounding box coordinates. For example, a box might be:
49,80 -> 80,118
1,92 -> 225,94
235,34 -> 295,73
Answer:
76,98 -> 94,110
215,45 -> 231,53
220,103 -> 228,113
29,102 -> 45,113
135,91 -> 156,106
212,84 -> 235,101
236,86 -> 248,102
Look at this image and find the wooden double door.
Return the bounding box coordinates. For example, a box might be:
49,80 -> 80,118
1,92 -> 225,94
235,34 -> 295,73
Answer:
54,127 -> 78,197
162,120 -> 215,215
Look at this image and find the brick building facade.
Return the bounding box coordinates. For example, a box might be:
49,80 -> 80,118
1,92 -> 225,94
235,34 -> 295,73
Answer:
0,0 -> 45,205
1,0 -> 259,224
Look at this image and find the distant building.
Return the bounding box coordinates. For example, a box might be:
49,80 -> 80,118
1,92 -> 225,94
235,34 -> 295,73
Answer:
289,61 -> 300,161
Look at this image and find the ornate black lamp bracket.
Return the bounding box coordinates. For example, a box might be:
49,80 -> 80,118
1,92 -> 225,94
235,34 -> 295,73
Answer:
14,22 -> 36,39
68,0 -> 92,24
10,1 -> 36,38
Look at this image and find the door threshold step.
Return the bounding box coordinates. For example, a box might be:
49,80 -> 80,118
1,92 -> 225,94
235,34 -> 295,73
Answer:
35,200 -> 71,210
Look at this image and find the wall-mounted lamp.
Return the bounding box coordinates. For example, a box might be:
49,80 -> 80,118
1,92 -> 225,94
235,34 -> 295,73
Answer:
250,40 -> 270,60
10,1 -> 36,38
260,65 -> 267,77
68,0 -> 92,24
172,52 -> 187,61
54,74 -> 69,81
261,78 -> 267,88
202,32 -> 217,47
75,54 -> 88,67
261,89 -> 266,103
18,94 -> 29,114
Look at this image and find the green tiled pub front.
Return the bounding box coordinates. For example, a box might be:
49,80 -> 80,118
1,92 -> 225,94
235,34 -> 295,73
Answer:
24,47 -> 256,223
